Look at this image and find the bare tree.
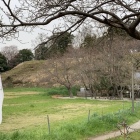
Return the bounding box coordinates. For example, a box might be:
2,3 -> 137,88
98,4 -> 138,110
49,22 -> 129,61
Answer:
74,31 -> 140,99
0,0 -> 140,42
47,57 -> 78,98
1,45 -> 18,61
74,46 -> 101,99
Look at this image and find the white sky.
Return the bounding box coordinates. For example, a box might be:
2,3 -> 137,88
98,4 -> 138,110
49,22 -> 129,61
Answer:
0,25 -> 54,51
1,32 -> 35,51
0,0 -> 102,51
0,0 -> 59,51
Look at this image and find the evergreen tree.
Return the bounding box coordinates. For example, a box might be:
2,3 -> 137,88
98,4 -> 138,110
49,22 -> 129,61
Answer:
35,32 -> 73,59
17,49 -> 34,62
81,34 -> 97,48
105,27 -> 129,38
0,53 -> 8,72
7,49 -> 34,70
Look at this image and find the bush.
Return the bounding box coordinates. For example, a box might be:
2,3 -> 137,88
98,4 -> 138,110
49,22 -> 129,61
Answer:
46,86 -> 79,96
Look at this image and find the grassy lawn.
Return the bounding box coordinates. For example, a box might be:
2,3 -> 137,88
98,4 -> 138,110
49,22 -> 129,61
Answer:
1,87 -> 140,140
109,131 -> 140,140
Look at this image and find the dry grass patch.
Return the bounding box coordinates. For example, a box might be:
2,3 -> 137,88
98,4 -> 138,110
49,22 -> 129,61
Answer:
4,91 -> 40,99
62,103 -> 108,109
0,115 -> 46,132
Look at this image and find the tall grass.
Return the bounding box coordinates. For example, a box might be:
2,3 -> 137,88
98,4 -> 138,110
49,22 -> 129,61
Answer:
1,104 -> 140,140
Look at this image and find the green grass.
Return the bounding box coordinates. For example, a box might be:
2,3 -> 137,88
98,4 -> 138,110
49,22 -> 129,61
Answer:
109,132 -> 140,140
1,87 -> 140,140
4,86 -> 79,96
4,87 -> 48,93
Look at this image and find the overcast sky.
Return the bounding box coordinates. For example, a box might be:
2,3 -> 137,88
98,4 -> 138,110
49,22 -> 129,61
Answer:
0,24 -> 55,51
0,0 -> 58,51
1,32 -> 35,51
0,1 -> 100,51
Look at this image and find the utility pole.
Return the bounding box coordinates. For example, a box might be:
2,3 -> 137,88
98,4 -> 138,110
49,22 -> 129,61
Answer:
131,62 -> 134,113
130,49 -> 137,113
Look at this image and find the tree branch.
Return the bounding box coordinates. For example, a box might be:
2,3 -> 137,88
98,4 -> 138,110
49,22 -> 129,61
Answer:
0,0 -> 140,40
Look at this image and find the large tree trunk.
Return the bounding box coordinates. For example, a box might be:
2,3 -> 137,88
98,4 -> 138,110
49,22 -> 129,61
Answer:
68,88 -> 73,98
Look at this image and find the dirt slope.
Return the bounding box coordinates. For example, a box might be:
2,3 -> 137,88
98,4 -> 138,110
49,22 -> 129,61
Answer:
1,59 -> 79,88
1,60 -> 52,87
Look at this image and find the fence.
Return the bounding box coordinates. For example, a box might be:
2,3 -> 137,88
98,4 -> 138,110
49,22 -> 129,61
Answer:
46,101 -> 140,140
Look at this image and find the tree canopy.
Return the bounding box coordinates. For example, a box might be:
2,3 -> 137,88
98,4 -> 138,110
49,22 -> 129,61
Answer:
0,52 -> 8,72
0,0 -> 140,41
7,49 -> 34,69
17,49 -> 34,63
35,31 -> 73,59
81,34 -> 97,48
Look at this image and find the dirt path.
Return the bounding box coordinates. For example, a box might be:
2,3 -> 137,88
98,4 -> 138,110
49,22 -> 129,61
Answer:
88,120 -> 140,140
